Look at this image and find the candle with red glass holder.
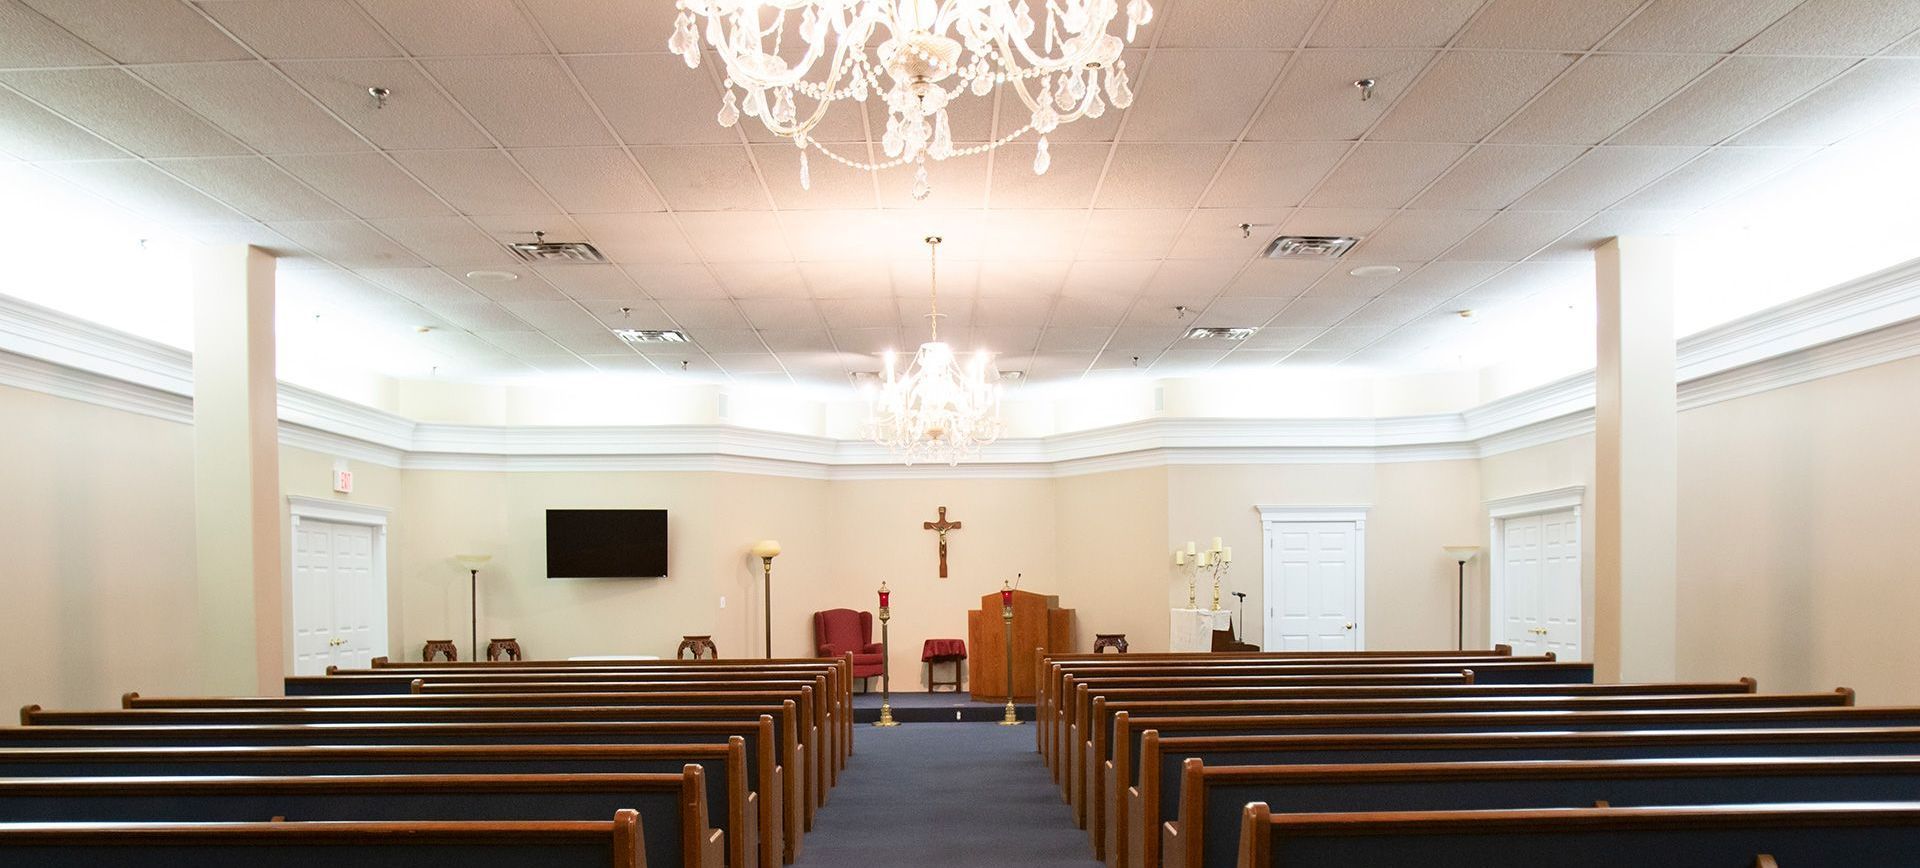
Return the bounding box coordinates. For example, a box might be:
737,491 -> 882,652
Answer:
874,581 -> 898,727
998,576 -> 1021,726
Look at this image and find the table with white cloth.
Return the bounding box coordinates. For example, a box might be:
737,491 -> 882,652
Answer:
1168,608 -> 1233,652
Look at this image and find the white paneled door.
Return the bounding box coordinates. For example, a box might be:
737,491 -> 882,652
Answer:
1264,521 -> 1362,651
291,518 -> 383,675
1497,509 -> 1582,659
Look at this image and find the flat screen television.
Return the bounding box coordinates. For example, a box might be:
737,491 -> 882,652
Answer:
545,509 -> 668,579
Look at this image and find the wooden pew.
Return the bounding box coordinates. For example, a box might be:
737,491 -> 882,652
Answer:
1079,689 -> 1849,853
0,771 -> 723,868
1134,727 -> 1920,868
0,811 -> 649,867
0,718 -> 792,866
1169,756 -> 1920,868
0,741 -> 759,868
1234,802 -> 1920,867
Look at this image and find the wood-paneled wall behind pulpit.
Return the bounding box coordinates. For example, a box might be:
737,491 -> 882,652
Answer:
967,589 -> 1073,701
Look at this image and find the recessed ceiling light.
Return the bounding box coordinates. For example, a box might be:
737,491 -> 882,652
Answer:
465,270 -> 518,281
1348,265 -> 1402,278
1456,309 -> 1477,320
1185,326 -> 1258,341
613,328 -> 689,344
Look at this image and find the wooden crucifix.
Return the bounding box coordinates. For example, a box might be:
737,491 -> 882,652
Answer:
923,506 -> 962,578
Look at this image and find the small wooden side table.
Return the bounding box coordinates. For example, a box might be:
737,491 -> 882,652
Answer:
486,638 -> 523,661
921,638 -> 967,692
678,635 -> 719,660
1093,633 -> 1129,654
422,639 -> 458,662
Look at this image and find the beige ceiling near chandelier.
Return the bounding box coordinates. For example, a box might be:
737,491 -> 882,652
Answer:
0,0 -> 1916,390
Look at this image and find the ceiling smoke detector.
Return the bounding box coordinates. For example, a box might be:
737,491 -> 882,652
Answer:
1263,235 -> 1361,259
613,328 -> 689,344
1185,326 -> 1258,341
506,233 -> 607,264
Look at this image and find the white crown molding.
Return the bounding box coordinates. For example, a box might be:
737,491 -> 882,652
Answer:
1486,485 -> 1587,519
3,254 -> 1920,477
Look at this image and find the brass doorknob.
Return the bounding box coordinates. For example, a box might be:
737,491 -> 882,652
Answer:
1344,623 -> 1354,630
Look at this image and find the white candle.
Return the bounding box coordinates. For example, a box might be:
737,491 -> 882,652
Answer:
1211,537 -> 1222,552
1222,546 -> 1232,563
1174,550 -> 1185,566
1186,541 -> 1197,556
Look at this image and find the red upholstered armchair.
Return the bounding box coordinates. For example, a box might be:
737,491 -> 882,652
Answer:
813,608 -> 885,690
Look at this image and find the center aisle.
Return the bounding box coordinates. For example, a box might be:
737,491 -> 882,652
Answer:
795,722 -> 1102,868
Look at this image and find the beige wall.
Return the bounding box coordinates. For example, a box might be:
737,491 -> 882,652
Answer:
0,384 -> 201,713
1055,467 -> 1171,654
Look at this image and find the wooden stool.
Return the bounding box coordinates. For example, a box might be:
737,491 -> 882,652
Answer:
921,638 -> 967,692
422,640 -> 458,662
677,635 -> 718,660
486,638 -> 522,662
1093,633 -> 1129,654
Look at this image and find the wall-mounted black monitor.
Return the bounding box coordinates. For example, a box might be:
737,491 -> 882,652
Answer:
545,509 -> 668,579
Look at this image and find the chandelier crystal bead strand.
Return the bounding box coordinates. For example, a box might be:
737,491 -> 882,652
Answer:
866,236 -> 1004,465
668,0 -> 1151,197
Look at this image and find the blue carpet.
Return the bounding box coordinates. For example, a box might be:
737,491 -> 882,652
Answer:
796,722 -> 1101,868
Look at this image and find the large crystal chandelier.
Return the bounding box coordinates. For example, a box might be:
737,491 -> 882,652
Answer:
867,236 -> 1003,465
667,0 -> 1152,198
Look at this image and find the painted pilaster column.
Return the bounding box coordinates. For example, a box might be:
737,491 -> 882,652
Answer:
1593,236 -> 1679,683
191,245 -> 284,695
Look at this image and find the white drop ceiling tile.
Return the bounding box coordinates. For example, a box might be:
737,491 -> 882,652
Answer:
549,329 -> 634,356
512,147 -> 663,213
1305,142 -> 1469,209
1201,141 -> 1348,208
829,327 -> 902,354
972,326 -> 1042,352
1143,258 -> 1243,299
0,89 -> 124,160
1463,259 -> 1592,303
735,298 -> 824,328
1222,258 -> 1329,297
1612,57 -> 1853,146
816,297 -> 900,330
739,89 -> 874,147
278,60 -> 492,150
780,210 -> 900,262
1410,144 -> 1586,210
1350,210 -> 1492,261
501,299 -> 608,331
275,152 -> 453,218
675,210 -> 790,262
1602,0 -> 1810,52
1372,51 -> 1576,144
369,216 -> 518,267
756,328 -> 835,352
567,54 -> 737,146
1441,210 -> 1592,262
753,144 -> 878,210
358,0 -> 544,55
981,209 -> 1089,261
979,259 -> 1070,297
267,220 -> 426,268
1238,326 -> 1324,350
579,353 -> 659,373
1304,263 -> 1421,298
1310,0 -> 1482,46
1891,31 -> 1920,56
177,220 -> 304,254
623,261 -> 723,298
0,68 -> 248,158
711,352 -> 789,375
572,212 -> 697,263
1103,326 -> 1186,352
1615,146 -> 1818,212
1383,260 -> 1510,298
433,301 -> 534,331
1509,146 -> 1702,210
1281,207 -> 1394,237
1749,0 -> 1920,54
475,330 -> 565,355
467,272 -> 567,304
1124,297 -> 1197,327
1456,0 -> 1644,49
1210,350 -> 1288,370
1123,50 -> 1288,141
1342,295 -> 1442,327
1534,209 -> 1692,260
1062,259 -> 1158,297
362,268 -> 491,306
1151,347 -> 1231,370
1248,50 -> 1433,141
0,0 -> 109,66
1197,296 -> 1293,325
1305,326 -> 1394,352
519,354 -> 597,372
987,141 -> 1105,210
990,53 -> 1131,144
1170,208 -> 1294,260
973,297 -> 1055,328
1095,143 -> 1230,209
519,0 -> 655,52
134,62 -> 371,155
199,0 -> 399,59
390,149 -> 559,216
1078,208 -> 1182,260
1048,294 -> 1133,327
151,156 -> 349,221
39,159 -> 246,222
1037,327 -> 1115,352
876,151 -> 991,209
1494,54 -> 1719,146
801,260 -> 894,298
1268,295 -> 1369,327
632,145 -> 772,212
657,298 -> 750,329
1159,0 -> 1319,47
1733,59 -> 1920,146
710,260 -> 808,298
422,56 -> 615,147
23,0 -> 250,62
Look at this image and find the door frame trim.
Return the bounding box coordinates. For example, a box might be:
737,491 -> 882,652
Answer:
1256,505 -> 1369,651
1485,486 -> 1584,651
287,495 -> 391,671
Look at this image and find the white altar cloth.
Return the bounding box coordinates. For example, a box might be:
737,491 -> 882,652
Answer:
1169,608 -> 1233,652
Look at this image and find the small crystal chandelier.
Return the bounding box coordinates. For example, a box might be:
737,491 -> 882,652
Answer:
867,236 -> 1003,465
667,0 -> 1151,199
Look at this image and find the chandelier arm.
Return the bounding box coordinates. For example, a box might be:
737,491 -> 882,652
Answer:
749,42 -> 853,139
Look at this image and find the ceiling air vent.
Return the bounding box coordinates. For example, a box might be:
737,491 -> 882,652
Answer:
1185,327 -> 1258,341
506,234 -> 607,264
614,329 -> 688,345
1263,235 -> 1360,259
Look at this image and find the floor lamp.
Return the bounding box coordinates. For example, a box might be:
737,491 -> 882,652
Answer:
752,540 -> 782,659
453,554 -> 492,661
1443,546 -> 1480,650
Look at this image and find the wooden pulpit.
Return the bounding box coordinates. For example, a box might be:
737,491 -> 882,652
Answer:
967,589 -> 1073,701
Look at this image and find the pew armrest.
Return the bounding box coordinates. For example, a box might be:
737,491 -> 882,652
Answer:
1161,822 -> 1184,868
703,827 -> 726,868
1126,788 -> 1146,868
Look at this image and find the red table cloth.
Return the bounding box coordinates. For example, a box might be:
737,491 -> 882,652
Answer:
921,638 -> 967,661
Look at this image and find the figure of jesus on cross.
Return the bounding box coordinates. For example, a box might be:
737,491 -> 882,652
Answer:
924,506 -> 961,578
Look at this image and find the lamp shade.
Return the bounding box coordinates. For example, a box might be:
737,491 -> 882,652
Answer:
751,539 -> 783,559
1443,545 -> 1481,564
453,554 -> 492,570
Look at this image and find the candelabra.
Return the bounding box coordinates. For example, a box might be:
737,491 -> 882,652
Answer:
875,581 -> 898,727
999,579 -> 1020,726
1207,556 -> 1231,611
1173,546 -> 1198,608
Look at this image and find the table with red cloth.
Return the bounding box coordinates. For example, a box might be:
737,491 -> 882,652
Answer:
921,638 -> 967,692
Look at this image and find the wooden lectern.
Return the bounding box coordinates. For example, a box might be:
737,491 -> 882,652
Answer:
967,589 -> 1073,701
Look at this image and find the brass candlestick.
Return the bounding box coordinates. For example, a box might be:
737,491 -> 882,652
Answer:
875,581 -> 898,727
999,578 -> 1021,726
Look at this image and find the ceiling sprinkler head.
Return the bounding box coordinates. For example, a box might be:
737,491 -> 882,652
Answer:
1354,78 -> 1376,101
368,85 -> 390,109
